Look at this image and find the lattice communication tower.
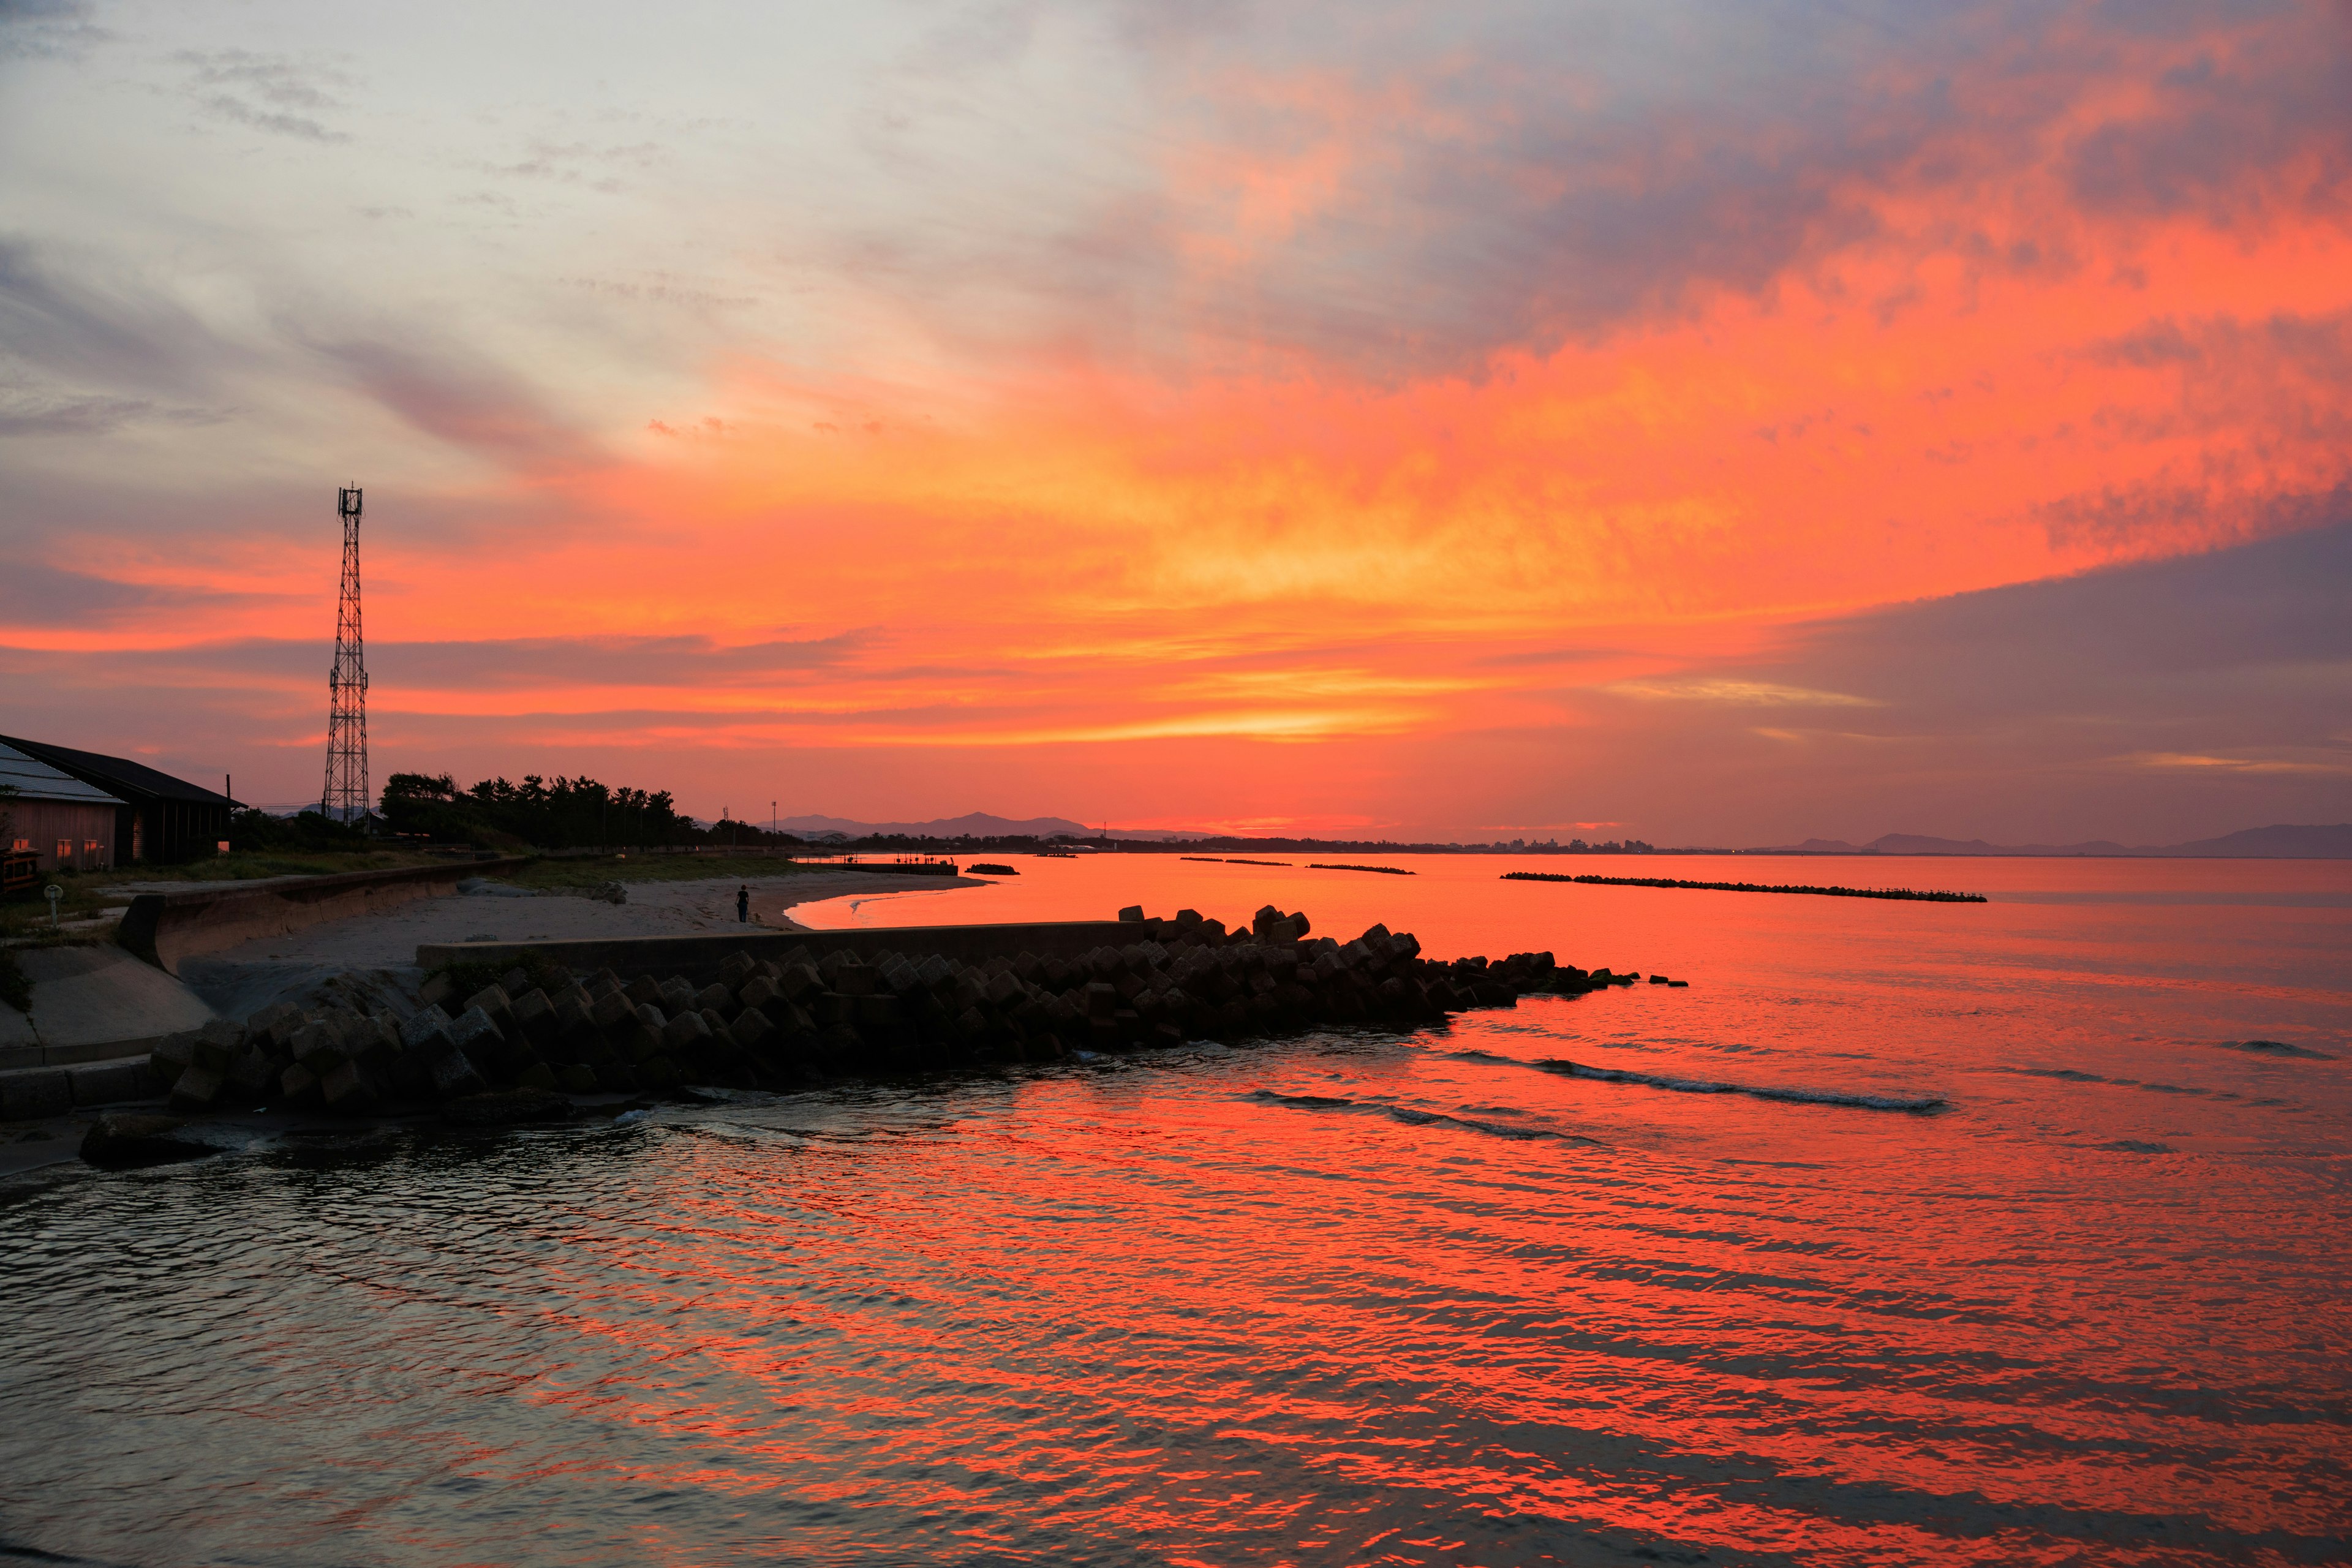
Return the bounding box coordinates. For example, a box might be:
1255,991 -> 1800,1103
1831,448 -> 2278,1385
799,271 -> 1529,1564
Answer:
322,483 -> 371,826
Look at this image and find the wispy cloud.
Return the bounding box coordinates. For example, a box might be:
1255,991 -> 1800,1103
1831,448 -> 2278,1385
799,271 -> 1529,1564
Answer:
172,47 -> 356,141
1607,679 -> 1883,707
2126,752 -> 2352,775
0,0 -> 102,59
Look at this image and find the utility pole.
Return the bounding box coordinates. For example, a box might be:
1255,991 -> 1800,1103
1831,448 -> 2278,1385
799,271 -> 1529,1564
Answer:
322,484 -> 370,826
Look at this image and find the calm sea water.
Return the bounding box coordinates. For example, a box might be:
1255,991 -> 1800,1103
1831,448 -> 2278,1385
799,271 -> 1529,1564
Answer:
3,853 -> 2347,1566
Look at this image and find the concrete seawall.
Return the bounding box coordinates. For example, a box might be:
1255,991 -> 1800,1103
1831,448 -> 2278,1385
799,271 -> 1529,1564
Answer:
124,858 -> 532,976
415,918 -> 1150,982
0,944 -> 216,1070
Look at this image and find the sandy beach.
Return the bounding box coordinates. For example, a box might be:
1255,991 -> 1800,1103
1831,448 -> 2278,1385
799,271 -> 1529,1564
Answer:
174,869 -> 985,1017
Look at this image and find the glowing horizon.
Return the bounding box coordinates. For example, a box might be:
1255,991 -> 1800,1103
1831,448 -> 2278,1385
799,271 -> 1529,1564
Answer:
3,1 -> 2347,842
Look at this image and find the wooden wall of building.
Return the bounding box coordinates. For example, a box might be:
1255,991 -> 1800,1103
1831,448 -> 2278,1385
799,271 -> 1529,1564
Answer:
2,799 -> 118,873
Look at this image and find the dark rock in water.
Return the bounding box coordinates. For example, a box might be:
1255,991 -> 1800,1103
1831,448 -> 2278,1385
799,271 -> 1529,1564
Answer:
429,1050 -> 489,1100
511,987 -> 559,1046
401,1005 -> 457,1060
168,1065 -> 225,1114
389,1050 -> 433,1099
2224,1038 -> 2335,1059
662,1011 -> 712,1052
225,1045 -> 274,1098
447,1006 -> 503,1064
149,1030 -> 199,1081
590,987 -> 637,1031
287,1020 -> 345,1075
320,1060 -> 378,1118
440,1088 -> 574,1126
81,1113 -> 213,1170
465,984 -> 516,1034
279,1060 -> 323,1110
190,1018 -> 242,1073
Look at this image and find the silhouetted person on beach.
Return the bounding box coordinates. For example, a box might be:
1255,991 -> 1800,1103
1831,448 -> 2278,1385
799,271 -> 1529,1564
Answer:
737,885 -> 750,923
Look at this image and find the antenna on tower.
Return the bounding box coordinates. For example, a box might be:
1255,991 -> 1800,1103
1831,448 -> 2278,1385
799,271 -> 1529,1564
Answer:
323,483 -> 371,827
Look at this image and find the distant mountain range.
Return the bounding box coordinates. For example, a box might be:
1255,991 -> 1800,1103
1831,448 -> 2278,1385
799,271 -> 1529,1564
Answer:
756,812 -> 2351,857
1760,824 -> 2352,858
774,812 -> 1195,842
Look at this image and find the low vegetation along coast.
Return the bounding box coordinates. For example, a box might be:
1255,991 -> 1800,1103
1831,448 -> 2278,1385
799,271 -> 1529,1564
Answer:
78,902 -> 1659,1169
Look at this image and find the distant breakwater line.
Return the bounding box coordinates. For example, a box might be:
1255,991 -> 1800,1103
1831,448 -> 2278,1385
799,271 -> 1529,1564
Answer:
1502,872 -> 1987,903
1182,856 -> 1293,867
1308,863 -> 1414,875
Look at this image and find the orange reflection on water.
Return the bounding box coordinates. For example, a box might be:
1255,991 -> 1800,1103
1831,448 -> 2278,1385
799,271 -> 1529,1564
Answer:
0,856 -> 2345,1564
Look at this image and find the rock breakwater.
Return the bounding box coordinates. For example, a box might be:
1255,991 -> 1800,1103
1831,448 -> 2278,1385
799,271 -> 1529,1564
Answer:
135,902 -> 1651,1133
1503,872 -> 1988,903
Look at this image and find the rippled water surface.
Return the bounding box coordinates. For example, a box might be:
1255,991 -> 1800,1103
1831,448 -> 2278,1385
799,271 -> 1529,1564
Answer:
4,854 -> 2348,1566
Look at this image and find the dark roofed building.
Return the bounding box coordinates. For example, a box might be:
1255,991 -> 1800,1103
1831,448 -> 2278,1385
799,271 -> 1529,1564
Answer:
0,736 -> 236,864
0,741 -> 125,883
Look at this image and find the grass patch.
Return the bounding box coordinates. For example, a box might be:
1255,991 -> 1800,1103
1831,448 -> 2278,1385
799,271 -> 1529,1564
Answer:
115,849 -> 450,884
0,948 -> 28,1014
0,850 -> 456,939
1,850 -> 845,939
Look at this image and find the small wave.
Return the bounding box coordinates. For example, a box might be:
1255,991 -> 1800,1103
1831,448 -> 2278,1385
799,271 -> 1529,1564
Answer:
2096,1139 -> 2176,1153
2221,1039 -> 2337,1060
1532,1059 -> 1945,1112
1997,1066 -> 2238,1100
1249,1089 -> 1597,1143
1384,1106 -> 1570,1141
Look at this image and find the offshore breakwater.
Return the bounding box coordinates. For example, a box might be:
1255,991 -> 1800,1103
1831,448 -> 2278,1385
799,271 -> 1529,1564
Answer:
1502,871 -> 1988,902
108,902 -> 1653,1163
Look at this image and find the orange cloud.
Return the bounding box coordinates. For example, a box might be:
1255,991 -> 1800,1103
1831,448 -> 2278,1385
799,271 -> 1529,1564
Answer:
6,2 -> 2348,837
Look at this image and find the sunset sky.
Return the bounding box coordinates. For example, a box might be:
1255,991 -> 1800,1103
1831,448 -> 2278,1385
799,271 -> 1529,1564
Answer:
2,1 -> 2347,843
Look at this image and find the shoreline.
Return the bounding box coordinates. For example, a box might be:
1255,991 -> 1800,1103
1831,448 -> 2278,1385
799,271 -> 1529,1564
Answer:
9,899 -> 1630,1179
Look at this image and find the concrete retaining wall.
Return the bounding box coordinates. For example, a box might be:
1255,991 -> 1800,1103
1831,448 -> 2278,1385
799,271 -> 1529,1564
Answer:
0,1055 -> 163,1120
0,944 -> 216,1069
415,918 -> 1158,982
122,858 -> 532,975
